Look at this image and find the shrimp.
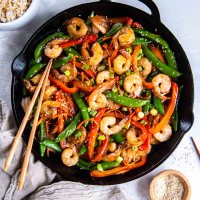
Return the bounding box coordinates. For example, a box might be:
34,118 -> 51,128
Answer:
67,17 -> 88,38
90,15 -> 109,34
126,127 -> 143,146
61,147 -> 79,167
107,142 -> 117,153
81,42 -> 103,66
44,39 -> 67,59
113,49 -> 132,75
121,147 -> 135,164
152,74 -> 171,100
23,79 -> 36,93
137,57 -> 152,77
102,148 -> 121,162
60,63 -> 78,82
88,78 -> 117,110
117,27 -> 135,47
153,124 -> 172,142
123,73 -> 143,96
40,100 -> 61,116
31,74 -> 50,86
100,116 -> 128,135
68,126 -> 87,145
106,99 -> 121,110
43,86 -> 57,101
96,70 -> 111,85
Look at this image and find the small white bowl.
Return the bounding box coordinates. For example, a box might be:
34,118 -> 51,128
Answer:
0,0 -> 40,31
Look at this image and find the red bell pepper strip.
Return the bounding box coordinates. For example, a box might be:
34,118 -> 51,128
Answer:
59,34 -> 98,49
72,80 -> 96,93
88,108 -> 107,160
142,78 -> 153,89
150,82 -> 178,134
138,136 -> 150,151
132,22 -> 143,29
92,135 -> 109,163
90,156 -> 146,177
149,44 -> 166,63
108,17 -> 133,25
55,90 -> 64,134
49,75 -> 78,94
132,120 -> 148,142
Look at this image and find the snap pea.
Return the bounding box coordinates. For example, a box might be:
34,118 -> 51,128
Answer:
64,47 -> 80,56
34,32 -> 70,61
142,44 -> 181,78
112,133 -> 124,143
79,145 -> 88,155
39,121 -> 46,157
153,96 -> 165,115
98,23 -> 123,43
72,93 -> 90,126
25,63 -> 45,80
133,29 -> 169,48
53,53 -> 73,68
77,158 -> 96,171
143,98 -> 151,114
104,91 -> 148,108
97,157 -> 122,171
133,37 -> 151,45
40,139 -> 62,152
55,112 -> 82,143
134,29 -> 177,69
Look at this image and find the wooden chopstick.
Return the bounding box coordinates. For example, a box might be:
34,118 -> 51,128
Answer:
18,59 -> 52,190
191,137 -> 200,159
4,61 -> 51,172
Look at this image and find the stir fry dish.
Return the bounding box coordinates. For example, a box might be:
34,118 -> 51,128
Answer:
22,13 -> 181,177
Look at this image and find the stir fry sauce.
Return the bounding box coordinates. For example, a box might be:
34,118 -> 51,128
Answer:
23,13 -> 181,177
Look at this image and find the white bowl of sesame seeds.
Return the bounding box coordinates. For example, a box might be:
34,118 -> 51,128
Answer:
149,170 -> 191,200
0,0 -> 40,30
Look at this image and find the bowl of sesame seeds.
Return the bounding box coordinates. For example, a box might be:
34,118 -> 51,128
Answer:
0,0 -> 40,30
149,170 -> 191,200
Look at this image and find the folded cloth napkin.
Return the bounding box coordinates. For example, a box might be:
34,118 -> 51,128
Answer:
0,99 -> 127,200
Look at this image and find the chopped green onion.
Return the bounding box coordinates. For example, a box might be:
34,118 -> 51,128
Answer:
137,49 -> 143,60
84,81 -> 90,86
98,135 -> 106,141
110,72 -> 115,78
90,78 -> 94,85
116,156 -> 123,163
112,86 -> 118,93
64,70 -> 71,77
138,65 -> 143,71
140,120 -> 147,125
122,107 -> 128,112
126,70 -> 131,76
125,47 -> 133,54
150,108 -> 158,116
97,163 -> 104,171
90,109 -> 97,117
137,111 -> 144,119
83,64 -> 90,70
97,65 -> 106,72
132,145 -> 138,151
119,80 -> 123,86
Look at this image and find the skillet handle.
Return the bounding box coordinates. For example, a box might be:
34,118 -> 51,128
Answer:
180,111 -> 194,134
11,53 -> 26,78
99,0 -> 161,21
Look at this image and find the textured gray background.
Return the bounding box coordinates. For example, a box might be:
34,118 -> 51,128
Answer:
0,0 -> 199,199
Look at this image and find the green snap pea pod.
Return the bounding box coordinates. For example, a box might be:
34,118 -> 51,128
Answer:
25,63 -> 45,80
146,70 -> 159,82
55,112 -> 82,143
40,139 -> 62,152
79,145 -> 88,155
97,157 -> 123,171
112,133 -> 124,143
133,37 -> 152,45
153,96 -> 165,115
98,23 -> 123,43
143,98 -> 151,114
77,158 -> 96,171
171,85 -> 183,131
64,47 -> 80,56
104,91 -> 148,108
72,93 -> 90,126
53,53 -> 73,68
39,121 -> 46,157
133,29 -> 169,48
142,44 -> 181,78
162,47 -> 177,69
34,32 -> 70,61
134,29 -> 177,69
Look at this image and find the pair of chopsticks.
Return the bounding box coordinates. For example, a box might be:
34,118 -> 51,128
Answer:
4,59 -> 53,190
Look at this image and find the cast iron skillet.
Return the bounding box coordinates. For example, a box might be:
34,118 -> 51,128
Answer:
11,0 -> 194,185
